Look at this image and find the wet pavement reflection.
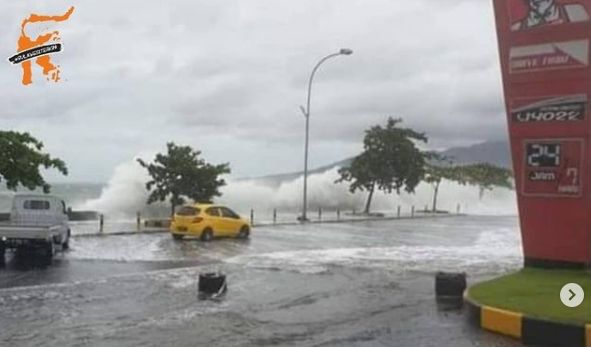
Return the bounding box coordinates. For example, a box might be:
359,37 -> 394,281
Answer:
0,216 -> 524,346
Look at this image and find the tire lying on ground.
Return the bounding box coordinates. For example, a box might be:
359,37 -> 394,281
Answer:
198,272 -> 227,297
435,272 -> 467,297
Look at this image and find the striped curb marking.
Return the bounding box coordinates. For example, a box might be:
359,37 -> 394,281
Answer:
465,295 -> 588,346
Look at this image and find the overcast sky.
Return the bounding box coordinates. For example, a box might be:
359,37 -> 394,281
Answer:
0,1 -> 506,183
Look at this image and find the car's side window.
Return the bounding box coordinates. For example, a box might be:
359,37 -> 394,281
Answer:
178,206 -> 199,216
221,207 -> 239,219
206,207 -> 220,217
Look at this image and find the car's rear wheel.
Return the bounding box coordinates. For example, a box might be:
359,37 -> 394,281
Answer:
172,234 -> 183,241
201,228 -> 213,242
238,225 -> 250,239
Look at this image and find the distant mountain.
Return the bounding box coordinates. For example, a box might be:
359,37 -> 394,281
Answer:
239,158 -> 353,187
242,140 -> 511,186
440,140 -> 511,168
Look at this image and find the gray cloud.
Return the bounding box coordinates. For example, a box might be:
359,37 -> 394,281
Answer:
1,0 -> 509,181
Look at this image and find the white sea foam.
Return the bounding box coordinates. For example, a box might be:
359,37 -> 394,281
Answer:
78,158 -> 152,218
68,234 -> 167,262
78,156 -> 518,218
225,226 -> 522,275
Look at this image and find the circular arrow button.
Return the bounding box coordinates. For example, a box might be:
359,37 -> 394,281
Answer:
560,283 -> 585,308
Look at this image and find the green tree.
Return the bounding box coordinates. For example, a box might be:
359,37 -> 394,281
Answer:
0,131 -> 67,193
424,162 -> 456,213
336,117 -> 427,214
455,163 -> 513,199
137,142 -> 231,216
425,161 -> 513,212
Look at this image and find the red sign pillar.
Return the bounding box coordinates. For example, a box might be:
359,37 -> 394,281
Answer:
493,0 -> 591,267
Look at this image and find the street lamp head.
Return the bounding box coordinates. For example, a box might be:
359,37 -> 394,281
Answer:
339,48 -> 353,55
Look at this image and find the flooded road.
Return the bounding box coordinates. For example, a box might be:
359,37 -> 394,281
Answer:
0,216 -> 524,346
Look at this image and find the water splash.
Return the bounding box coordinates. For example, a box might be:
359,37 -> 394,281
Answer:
79,157 -> 156,218
225,226 -> 522,276
79,156 -> 518,218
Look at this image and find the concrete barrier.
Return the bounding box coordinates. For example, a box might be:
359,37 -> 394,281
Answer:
466,294 -> 589,347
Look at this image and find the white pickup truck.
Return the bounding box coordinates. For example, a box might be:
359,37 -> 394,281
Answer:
0,194 -> 71,261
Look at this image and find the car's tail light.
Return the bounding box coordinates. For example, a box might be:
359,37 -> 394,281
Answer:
192,217 -> 203,224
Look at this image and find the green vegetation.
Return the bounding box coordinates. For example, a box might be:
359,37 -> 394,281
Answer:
425,161 -> 513,212
0,131 -> 67,193
457,163 -> 514,199
336,117 -> 427,214
424,155 -> 456,212
469,268 -> 591,324
336,117 -> 514,214
137,142 -> 231,215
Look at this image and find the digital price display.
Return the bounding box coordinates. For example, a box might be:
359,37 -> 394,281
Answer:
522,139 -> 583,197
526,143 -> 561,167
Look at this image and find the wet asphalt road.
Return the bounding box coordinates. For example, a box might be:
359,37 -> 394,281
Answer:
0,216 -> 525,346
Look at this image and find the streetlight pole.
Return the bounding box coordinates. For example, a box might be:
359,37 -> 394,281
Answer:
299,48 -> 353,222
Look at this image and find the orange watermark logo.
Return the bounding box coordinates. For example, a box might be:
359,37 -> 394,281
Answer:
7,7 -> 75,86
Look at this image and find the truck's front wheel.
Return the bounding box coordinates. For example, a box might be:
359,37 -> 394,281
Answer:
42,241 -> 54,260
62,230 -> 71,250
0,242 -> 5,264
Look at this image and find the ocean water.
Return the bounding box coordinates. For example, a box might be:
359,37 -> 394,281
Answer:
0,183 -> 103,213
0,157 -> 518,228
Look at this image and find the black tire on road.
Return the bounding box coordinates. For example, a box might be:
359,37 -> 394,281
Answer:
238,225 -> 250,239
63,230 -> 71,250
0,242 -> 5,264
435,272 -> 466,297
42,241 -> 55,260
201,228 -> 213,242
172,234 -> 183,241
198,272 -> 227,295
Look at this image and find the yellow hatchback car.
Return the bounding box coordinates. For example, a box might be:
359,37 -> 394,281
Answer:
170,204 -> 251,241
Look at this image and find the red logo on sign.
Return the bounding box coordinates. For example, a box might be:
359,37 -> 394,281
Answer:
509,0 -> 590,32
